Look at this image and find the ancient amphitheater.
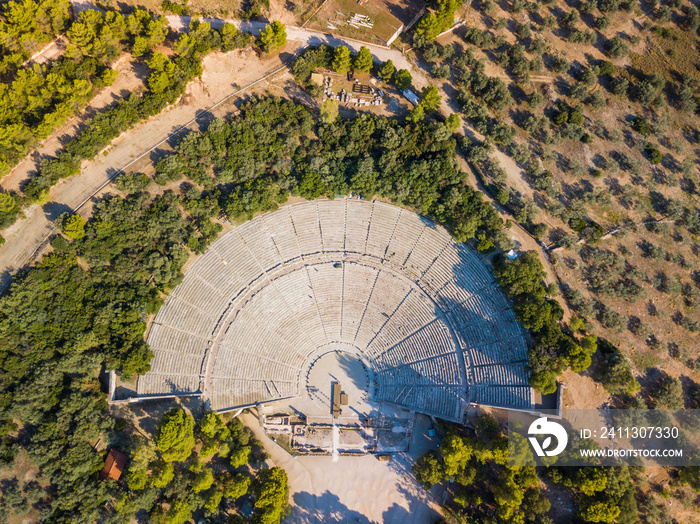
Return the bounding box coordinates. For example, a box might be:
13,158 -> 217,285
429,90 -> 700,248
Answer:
136,199 -> 533,422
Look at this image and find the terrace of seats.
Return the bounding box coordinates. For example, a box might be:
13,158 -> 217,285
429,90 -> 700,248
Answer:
137,199 -> 533,421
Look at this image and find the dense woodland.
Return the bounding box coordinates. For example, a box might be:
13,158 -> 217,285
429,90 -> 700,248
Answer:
413,415 -> 643,524
0,1 -> 170,174
0,94 -> 500,521
1,90 -> 674,522
0,6 -> 252,238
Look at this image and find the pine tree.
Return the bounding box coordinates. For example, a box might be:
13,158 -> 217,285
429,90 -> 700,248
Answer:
406,103 -> 425,123
155,408 -> 196,462
259,21 -> 286,53
416,13 -> 439,40
395,69 -> 412,90
353,46 -> 373,73
332,45 -> 352,74
378,59 -> 395,82
270,20 -> 286,48
421,84 -> 442,111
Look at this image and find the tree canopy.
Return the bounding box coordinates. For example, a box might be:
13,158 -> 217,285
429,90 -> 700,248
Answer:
331,45 -> 352,74
156,409 -> 196,462
258,21 -> 286,53
353,46 -> 373,73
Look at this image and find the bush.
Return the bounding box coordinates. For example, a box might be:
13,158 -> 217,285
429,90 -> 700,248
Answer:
595,339 -> 639,393
606,36 -> 629,58
531,223 -> 548,238
431,64 -> 450,79
644,144 -> 663,164
599,305 -> 625,330
56,213 -> 86,240
632,116 -> 651,135
651,374 -> 684,409
114,172 -> 152,193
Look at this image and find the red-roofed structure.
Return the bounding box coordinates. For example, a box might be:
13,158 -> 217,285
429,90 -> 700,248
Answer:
99,449 -> 128,481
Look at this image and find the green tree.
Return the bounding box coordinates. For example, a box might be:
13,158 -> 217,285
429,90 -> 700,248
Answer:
0,193 -> 19,215
224,473 -> 251,499
332,45 -> 352,74
126,466 -> 148,490
192,468 -> 215,493
595,340 -> 638,394
58,213 -> 86,240
320,99 -> 339,124
406,103 -> 426,123
151,461 -> 175,488
157,499 -> 192,524
258,21 -> 286,53
569,316 -> 585,332
440,435 -> 474,477
199,411 -> 230,441
416,13 -> 439,40
420,85 -> 441,111
413,450 -> 444,488
494,251 -> 546,297
353,46 -> 373,73
203,489 -> 223,514
156,409 -> 196,462
580,500 -> 621,523
651,374 -> 684,409
254,467 -> 289,523
395,69 -> 412,90
446,113 -> 461,131
378,59 -> 395,82
230,445 -> 252,467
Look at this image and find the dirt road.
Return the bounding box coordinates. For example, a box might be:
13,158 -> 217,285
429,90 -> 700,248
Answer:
0,46 -> 287,291
1,54 -> 148,193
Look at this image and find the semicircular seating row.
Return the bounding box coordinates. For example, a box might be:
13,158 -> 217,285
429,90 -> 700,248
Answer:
137,199 -> 533,421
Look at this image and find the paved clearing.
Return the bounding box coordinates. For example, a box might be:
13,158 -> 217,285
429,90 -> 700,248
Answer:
241,411 -> 443,523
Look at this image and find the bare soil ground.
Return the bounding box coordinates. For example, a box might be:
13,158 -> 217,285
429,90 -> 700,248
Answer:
105,0 -> 322,24
306,0 -> 423,45
96,0 -> 244,18
408,4 -> 700,519
427,0 -> 700,390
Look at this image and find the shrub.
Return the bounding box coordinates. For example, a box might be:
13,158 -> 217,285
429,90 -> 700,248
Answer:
651,374 -> 684,409
57,213 -> 86,240
599,305 -> 625,330
595,339 -> 638,393
644,144 -> 662,164
606,36 -> 629,58
114,172 -> 152,193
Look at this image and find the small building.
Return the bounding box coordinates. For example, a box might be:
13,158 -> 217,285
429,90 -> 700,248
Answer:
310,73 -> 324,86
99,449 -> 128,481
